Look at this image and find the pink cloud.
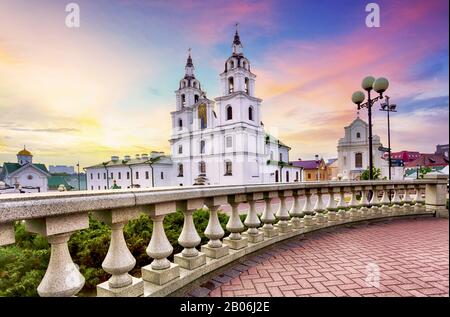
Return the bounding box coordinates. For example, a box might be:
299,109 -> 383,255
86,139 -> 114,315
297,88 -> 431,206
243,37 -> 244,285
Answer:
253,0 -> 448,159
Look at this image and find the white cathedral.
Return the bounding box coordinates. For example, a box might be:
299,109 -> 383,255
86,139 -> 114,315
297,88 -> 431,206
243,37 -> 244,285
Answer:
86,29 -> 301,190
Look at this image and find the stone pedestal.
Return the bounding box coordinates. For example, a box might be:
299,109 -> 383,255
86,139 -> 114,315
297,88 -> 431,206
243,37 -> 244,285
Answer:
274,222 -> 292,234
302,215 -> 316,228
349,208 -> 360,220
290,218 -> 304,230
326,211 -> 337,223
174,252 -> 206,270
242,231 -> 265,243
260,226 -> 279,238
201,244 -> 229,259
141,263 -> 179,286
337,210 -> 347,223
223,237 -> 248,250
370,206 -> 379,217
359,207 -> 369,218
97,277 -> 143,297
391,204 -> 401,215
414,203 -> 425,214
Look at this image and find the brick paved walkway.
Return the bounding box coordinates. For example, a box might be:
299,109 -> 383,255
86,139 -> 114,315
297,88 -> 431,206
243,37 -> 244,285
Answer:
189,217 -> 449,297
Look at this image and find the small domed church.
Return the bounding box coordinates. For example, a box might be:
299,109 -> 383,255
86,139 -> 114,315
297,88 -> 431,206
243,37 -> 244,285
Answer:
0,147 -> 51,192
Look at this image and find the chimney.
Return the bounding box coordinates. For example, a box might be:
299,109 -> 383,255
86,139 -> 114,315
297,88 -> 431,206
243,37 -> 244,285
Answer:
124,155 -> 131,161
111,155 -> 119,162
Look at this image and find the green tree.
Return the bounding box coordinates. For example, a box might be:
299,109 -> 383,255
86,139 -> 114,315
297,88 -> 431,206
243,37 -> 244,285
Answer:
418,166 -> 432,178
0,208 -> 234,296
360,167 -> 381,180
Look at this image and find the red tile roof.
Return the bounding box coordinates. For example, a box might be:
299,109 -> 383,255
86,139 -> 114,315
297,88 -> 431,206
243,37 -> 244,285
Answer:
404,153 -> 449,168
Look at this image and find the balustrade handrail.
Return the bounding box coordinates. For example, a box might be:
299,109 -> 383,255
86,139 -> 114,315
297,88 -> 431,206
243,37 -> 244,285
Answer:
0,174 -> 447,297
0,178 -> 446,224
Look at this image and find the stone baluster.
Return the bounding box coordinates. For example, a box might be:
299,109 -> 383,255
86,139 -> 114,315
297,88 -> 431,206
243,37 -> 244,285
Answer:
174,199 -> 206,270
243,193 -> 264,243
25,213 -> 89,297
336,187 -> 349,223
302,189 -> 315,229
142,202 -> 180,286
348,186 -> 361,220
201,196 -> 229,259
390,185 -> 402,215
0,223 -> 15,246
380,185 -> 392,215
275,190 -> 293,233
289,189 -> 305,230
325,187 -> 338,223
359,186 -> 371,218
424,174 -> 448,217
94,208 -> 144,297
313,188 -> 327,226
370,186 -> 382,216
223,194 -> 248,250
401,185 -> 414,214
260,191 -> 279,238
413,184 -> 425,214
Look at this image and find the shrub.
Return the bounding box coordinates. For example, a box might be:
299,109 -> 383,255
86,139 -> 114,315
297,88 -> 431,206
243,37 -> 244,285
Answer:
0,208 -> 234,296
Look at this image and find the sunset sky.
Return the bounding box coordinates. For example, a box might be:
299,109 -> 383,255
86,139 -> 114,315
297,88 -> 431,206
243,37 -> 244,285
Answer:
0,0 -> 448,167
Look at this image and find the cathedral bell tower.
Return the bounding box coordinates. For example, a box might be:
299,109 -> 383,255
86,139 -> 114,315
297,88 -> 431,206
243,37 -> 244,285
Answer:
220,26 -> 256,97
175,49 -> 204,110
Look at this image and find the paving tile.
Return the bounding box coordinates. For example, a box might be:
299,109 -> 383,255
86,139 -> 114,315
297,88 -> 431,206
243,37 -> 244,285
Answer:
187,218 -> 450,298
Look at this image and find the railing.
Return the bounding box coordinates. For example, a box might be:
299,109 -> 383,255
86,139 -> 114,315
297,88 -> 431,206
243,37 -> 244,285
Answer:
0,174 -> 447,297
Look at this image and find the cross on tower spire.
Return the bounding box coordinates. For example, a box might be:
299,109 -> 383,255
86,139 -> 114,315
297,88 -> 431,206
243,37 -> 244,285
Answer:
185,48 -> 193,68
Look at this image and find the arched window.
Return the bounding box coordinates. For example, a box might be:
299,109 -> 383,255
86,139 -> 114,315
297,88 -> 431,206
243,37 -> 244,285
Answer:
178,145 -> 183,154
296,171 -> 299,182
229,60 -> 234,69
198,104 -> 207,129
275,170 -> 279,182
178,164 -> 183,177
199,161 -> 206,174
226,105 -> 233,120
286,171 -> 289,182
181,94 -> 186,106
356,132 -> 361,139
245,77 -> 250,94
178,119 -> 183,130
193,81 -> 198,89
200,140 -> 206,154
194,94 -> 199,103
248,106 -> 253,121
225,161 -> 232,175
228,77 -> 234,94
355,152 -> 363,168
243,60 -> 247,69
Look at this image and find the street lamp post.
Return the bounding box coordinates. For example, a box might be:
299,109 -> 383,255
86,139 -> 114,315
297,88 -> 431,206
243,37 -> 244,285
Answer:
352,76 -> 390,180
380,96 -> 397,180
315,154 -> 320,181
76,161 -> 81,190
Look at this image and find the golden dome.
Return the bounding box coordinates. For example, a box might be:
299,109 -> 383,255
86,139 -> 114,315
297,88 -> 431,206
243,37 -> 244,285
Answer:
18,147 -> 32,156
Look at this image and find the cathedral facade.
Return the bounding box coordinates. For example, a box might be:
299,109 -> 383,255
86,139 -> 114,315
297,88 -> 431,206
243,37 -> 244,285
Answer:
86,30 -> 301,189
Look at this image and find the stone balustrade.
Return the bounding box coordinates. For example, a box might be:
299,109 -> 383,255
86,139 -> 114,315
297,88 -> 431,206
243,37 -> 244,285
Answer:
0,174 -> 447,297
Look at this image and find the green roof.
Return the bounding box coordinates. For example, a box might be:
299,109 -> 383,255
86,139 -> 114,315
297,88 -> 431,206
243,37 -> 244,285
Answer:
265,134 -> 290,149
48,175 -> 73,190
85,155 -> 171,169
3,162 -> 50,175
